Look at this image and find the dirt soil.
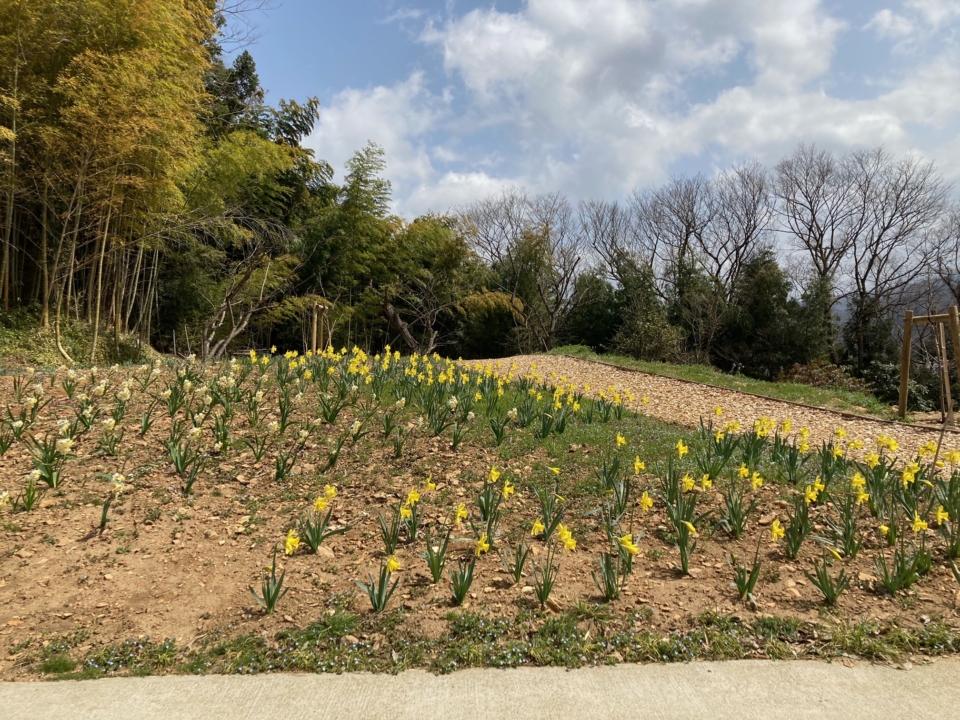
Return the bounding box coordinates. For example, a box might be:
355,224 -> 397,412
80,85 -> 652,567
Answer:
1,357 -> 959,679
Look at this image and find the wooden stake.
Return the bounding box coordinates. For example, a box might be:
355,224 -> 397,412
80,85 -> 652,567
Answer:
940,323 -> 954,426
949,305 -> 960,426
311,303 -> 318,355
899,310 -> 914,419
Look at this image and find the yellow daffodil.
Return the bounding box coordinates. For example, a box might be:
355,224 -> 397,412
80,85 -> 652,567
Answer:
406,489 -> 420,507
770,519 -> 784,542
912,514 -> 928,534
455,502 -> 468,525
489,466 -> 501,483
879,524 -> 889,536
616,433 -> 626,449
634,456 -> 645,475
618,533 -> 639,555
781,419 -> 792,435
400,506 -> 412,519
813,477 -> 825,493
936,506 -> 950,525
918,440 -> 938,458
832,444 -> 844,459
714,405 -> 723,416
314,496 -> 328,512
828,548 -> 843,560
738,463 -> 750,480
424,477 -> 436,491
557,524 -> 576,552
549,467 -> 560,475
750,472 -> 764,491
834,426 -> 847,440
676,440 -> 689,458
701,474 -> 712,489
850,472 -> 866,489
531,518 -> 545,536
804,485 -> 818,505
475,533 -> 490,556
855,489 -> 869,506
324,484 -> 337,499
503,479 -> 515,498
865,452 -> 880,469
877,435 -> 899,453
639,491 -> 653,513
682,474 -> 695,492
386,555 -> 401,573
682,521 -> 697,535
284,529 -> 300,556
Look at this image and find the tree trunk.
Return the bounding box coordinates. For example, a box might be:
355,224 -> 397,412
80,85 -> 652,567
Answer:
382,299 -> 420,352
89,201 -> 113,363
40,184 -> 51,327
1,62 -> 18,312
124,241 -> 144,331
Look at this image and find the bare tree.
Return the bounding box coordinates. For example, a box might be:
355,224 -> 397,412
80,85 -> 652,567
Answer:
629,174 -> 714,301
843,148 -> 950,368
461,189 -> 587,352
214,0 -> 276,48
932,205 -> 960,308
699,159 -> 773,301
773,144 -> 868,289
578,199 -> 635,284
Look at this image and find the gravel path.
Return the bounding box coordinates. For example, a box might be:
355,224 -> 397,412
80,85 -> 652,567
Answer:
473,355 -> 958,457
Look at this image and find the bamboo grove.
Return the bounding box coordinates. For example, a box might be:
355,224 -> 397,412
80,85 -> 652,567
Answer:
0,0 -> 212,355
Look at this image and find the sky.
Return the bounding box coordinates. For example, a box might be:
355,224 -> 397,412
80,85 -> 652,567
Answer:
240,0 -> 960,217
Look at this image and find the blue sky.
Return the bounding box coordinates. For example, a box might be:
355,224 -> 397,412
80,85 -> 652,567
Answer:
240,0 -> 960,216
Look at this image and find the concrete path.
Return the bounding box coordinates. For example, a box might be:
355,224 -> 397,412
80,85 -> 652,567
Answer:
2,659 -> 958,720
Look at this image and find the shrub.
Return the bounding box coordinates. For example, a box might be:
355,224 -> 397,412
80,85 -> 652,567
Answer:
782,358 -> 871,393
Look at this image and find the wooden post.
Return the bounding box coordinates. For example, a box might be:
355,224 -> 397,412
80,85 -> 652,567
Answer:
899,310 -> 914,419
320,304 -> 328,352
949,305 -> 960,425
940,323 -> 954,426
311,303 -> 318,355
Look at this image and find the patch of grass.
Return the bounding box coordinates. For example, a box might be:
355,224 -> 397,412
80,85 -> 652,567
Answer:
83,638 -> 180,676
824,621 -> 960,661
40,655 -> 77,674
0,308 -> 157,368
549,346 -> 894,419
55,610 -> 960,680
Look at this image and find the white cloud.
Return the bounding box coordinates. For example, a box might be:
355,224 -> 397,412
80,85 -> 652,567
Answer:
306,72 -> 445,189
382,7 -> 425,24
416,0 -> 852,197
866,9 -> 915,39
907,0 -> 960,27
307,1 -> 960,215
403,171 -> 519,215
